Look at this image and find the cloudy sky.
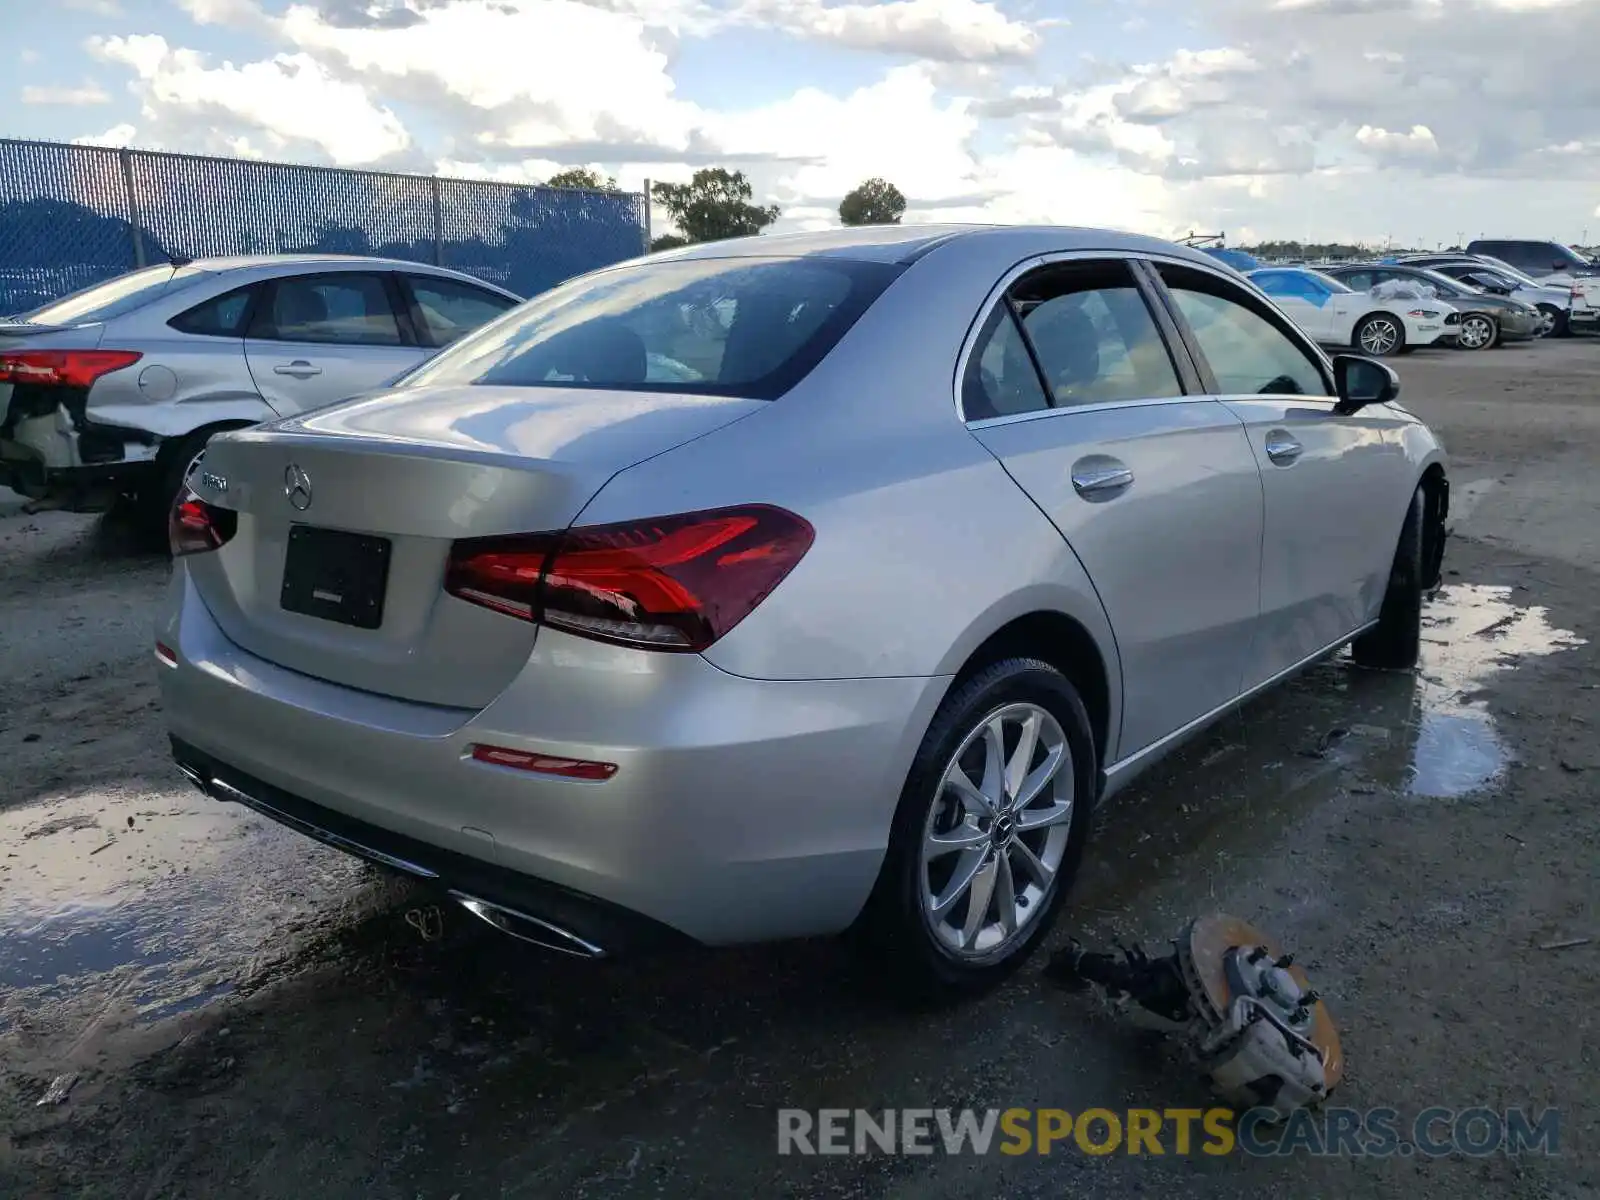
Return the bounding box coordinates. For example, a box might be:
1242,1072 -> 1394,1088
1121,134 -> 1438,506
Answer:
11,0 -> 1600,247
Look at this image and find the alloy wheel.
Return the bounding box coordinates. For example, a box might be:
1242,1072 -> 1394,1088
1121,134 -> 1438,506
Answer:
1458,315 -> 1493,350
920,702 -> 1074,960
1359,318 -> 1400,356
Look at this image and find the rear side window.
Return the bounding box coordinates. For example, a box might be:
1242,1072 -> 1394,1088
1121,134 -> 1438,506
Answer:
1337,270 -> 1376,291
407,275 -> 518,348
169,286 -> 254,337
1158,265 -> 1332,398
962,259 -> 1183,419
398,256 -> 902,400
23,263 -> 209,325
251,273 -> 403,346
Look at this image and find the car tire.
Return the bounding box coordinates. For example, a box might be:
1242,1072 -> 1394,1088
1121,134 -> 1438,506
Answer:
1538,305 -> 1570,338
1351,487 -> 1425,671
1456,313 -> 1498,351
134,427 -> 235,553
1354,313 -> 1405,357
856,657 -> 1097,1000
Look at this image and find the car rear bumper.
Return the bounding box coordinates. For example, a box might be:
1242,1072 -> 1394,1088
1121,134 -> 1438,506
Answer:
158,568 -> 947,948
0,453 -> 153,508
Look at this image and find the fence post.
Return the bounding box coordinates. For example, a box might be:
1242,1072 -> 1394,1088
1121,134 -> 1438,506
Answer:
431,175 -> 443,266
642,177 -> 652,254
118,148 -> 146,268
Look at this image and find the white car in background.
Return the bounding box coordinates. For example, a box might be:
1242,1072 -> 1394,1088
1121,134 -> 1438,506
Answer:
1246,267 -> 1459,356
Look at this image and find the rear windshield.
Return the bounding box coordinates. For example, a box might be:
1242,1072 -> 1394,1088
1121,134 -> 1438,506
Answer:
22,263 -> 209,325
398,255 -> 903,400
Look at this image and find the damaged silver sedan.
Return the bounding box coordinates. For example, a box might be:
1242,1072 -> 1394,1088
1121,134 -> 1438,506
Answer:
0,255 -> 520,537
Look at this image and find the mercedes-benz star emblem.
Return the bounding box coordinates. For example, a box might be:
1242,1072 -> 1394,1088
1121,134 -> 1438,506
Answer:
284,463 -> 313,511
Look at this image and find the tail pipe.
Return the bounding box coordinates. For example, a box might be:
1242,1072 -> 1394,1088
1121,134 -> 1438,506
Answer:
177,758 -> 606,959
449,892 -> 607,959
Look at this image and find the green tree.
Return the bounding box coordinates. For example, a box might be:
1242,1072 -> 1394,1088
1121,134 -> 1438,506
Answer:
839,177 -> 906,226
650,232 -> 689,252
543,167 -> 617,191
651,169 -> 780,244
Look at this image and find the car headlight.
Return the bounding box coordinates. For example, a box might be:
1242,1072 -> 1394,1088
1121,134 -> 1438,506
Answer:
1407,309 -> 1441,318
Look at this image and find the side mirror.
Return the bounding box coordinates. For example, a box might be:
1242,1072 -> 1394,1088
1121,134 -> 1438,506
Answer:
1331,353 -> 1399,415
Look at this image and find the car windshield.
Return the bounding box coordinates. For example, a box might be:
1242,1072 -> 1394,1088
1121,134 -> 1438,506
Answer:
399,255 -> 903,401
19,263 -> 209,325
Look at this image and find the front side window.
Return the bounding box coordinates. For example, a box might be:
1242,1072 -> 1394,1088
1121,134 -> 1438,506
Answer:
408,276 -> 518,348
1335,270 -> 1376,292
399,256 -> 901,400
252,273 -> 402,346
1159,265 -> 1332,398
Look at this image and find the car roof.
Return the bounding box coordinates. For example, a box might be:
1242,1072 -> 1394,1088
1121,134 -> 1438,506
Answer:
186,253 -> 465,273
651,223 -> 1227,269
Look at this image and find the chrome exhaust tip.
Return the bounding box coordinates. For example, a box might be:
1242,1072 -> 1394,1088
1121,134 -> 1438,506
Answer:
175,762 -> 209,793
448,891 -> 606,959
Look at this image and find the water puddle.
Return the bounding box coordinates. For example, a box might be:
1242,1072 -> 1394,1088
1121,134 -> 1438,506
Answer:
0,781 -> 382,1030
1410,583 -> 1585,797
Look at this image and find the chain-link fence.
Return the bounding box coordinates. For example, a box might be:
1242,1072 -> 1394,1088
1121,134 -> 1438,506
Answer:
0,138 -> 649,316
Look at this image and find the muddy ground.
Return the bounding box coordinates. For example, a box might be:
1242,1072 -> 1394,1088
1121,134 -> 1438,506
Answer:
2,339 -> 1597,1198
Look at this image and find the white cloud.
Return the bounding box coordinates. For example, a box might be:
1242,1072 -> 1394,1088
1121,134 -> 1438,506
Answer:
62,0 -> 123,13
20,49 -> 41,65
64,0 -> 1600,245
710,65 -> 986,206
21,84 -> 111,106
734,0 -> 1039,62
88,33 -> 411,165
71,123 -> 137,147
1355,123 -> 1441,163
281,0 -> 703,157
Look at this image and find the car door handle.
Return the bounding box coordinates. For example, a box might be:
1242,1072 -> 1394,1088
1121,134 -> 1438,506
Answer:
274,360 -> 322,378
1071,458 -> 1134,497
1265,431 -> 1303,464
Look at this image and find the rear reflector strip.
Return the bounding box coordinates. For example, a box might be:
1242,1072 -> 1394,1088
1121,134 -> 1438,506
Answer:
468,744 -> 618,781
155,641 -> 178,667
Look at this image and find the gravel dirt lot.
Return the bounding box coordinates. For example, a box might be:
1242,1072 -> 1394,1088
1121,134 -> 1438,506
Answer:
2,338 -> 1597,1198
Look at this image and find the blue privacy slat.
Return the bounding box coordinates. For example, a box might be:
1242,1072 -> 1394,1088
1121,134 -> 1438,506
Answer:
0,138 -> 646,315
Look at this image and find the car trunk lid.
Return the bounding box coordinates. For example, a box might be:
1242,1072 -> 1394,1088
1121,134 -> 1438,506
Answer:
185,384 -> 765,708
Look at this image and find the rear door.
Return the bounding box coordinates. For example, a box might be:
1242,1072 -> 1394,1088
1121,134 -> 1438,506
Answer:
243,271 -> 427,416
1250,270 -> 1334,341
963,256 -> 1265,757
1148,260 -> 1408,689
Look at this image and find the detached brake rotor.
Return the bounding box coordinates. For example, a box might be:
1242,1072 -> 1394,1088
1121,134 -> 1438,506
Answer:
1046,914 -> 1343,1121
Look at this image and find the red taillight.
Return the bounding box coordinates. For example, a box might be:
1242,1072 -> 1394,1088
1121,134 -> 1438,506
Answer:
469,744 -> 618,780
169,485 -> 238,557
444,504 -> 815,652
0,349 -> 142,388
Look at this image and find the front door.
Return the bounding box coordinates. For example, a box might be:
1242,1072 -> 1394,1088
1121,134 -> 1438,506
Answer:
962,257 -> 1266,758
244,272 -> 426,416
1150,260 -> 1408,689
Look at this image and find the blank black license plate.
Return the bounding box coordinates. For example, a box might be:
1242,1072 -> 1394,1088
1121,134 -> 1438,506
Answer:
280,525 -> 392,630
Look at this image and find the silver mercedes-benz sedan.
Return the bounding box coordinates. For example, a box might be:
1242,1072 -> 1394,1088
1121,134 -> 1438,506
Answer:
157,225 -> 1449,994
